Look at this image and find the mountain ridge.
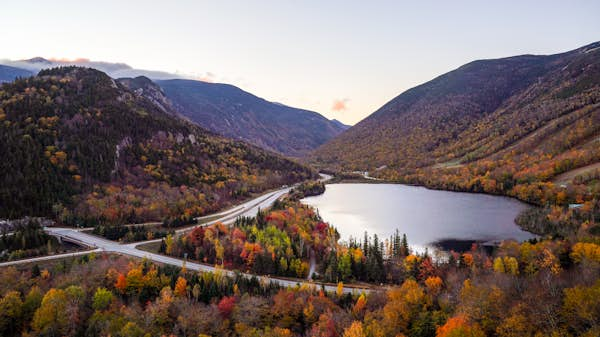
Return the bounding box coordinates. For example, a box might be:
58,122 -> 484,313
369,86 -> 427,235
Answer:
312,41 -> 600,207
157,78 -> 347,157
1,59 -> 345,157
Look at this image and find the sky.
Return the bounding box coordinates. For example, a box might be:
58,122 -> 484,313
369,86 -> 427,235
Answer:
1,1 -> 599,125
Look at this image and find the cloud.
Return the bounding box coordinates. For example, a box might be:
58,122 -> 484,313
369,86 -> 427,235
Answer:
0,57 -> 184,80
48,57 -> 90,63
1,57 -> 221,83
195,72 -> 215,83
332,98 -> 350,111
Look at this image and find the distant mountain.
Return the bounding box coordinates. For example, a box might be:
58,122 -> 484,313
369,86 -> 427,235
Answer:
313,42 -> 600,206
1,58 -> 345,156
2,57 -> 181,79
22,57 -> 52,65
157,79 -> 347,157
330,119 -> 351,130
0,64 -> 32,83
0,67 -> 315,222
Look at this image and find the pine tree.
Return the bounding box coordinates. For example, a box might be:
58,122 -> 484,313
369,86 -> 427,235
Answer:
31,264 -> 41,278
401,233 -> 409,257
363,231 -> 369,258
394,229 -> 401,258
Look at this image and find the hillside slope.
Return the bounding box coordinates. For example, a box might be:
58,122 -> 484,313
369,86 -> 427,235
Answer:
0,64 -> 32,83
0,67 -> 315,223
157,79 -> 347,157
313,42 -> 600,206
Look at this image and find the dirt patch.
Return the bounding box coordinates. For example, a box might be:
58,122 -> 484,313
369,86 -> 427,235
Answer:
552,162 -> 600,185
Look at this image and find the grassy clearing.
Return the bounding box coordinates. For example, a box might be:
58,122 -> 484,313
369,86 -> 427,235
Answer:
135,241 -> 162,254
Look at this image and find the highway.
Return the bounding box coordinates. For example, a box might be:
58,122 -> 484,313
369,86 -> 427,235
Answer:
0,174 -> 369,293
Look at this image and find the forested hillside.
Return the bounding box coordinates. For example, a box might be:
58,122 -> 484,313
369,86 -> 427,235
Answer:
313,42 -> 600,211
0,67 -> 315,223
157,79 -> 347,157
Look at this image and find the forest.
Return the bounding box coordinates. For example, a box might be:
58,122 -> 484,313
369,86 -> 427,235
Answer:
0,229 -> 598,337
0,218 -> 68,262
0,67 -> 315,225
161,197 -> 335,279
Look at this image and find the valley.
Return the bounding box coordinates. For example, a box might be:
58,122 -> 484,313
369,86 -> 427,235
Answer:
0,32 -> 599,337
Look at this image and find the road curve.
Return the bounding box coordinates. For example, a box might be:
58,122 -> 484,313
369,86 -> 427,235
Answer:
0,174 -> 368,293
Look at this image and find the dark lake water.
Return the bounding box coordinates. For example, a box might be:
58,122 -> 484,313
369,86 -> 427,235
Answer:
301,183 -> 534,252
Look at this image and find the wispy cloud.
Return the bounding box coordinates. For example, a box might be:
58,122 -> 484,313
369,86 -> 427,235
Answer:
1,57 -> 184,80
194,72 -> 216,83
48,57 -> 91,63
332,98 -> 349,111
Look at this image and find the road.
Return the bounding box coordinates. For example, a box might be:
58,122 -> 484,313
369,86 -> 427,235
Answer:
0,174 -> 368,293
552,162 -> 600,185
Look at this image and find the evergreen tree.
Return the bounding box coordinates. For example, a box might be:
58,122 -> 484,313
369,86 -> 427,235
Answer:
31,264 -> 41,278
363,231 -> 369,258
393,229 -> 401,258
401,233 -> 409,257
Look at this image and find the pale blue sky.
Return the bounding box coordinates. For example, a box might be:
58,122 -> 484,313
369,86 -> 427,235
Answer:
1,1 -> 599,124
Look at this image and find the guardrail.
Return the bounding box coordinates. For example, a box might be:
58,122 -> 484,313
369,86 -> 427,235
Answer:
48,233 -> 97,249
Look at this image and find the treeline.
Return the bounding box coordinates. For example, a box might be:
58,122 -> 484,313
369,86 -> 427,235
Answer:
516,201 -> 600,236
288,180 -> 326,200
320,230 -> 410,283
92,224 -> 172,242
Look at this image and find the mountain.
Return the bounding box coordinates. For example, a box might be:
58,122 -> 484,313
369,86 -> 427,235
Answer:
2,57 -> 181,79
2,58 -> 346,156
0,64 -> 32,83
330,119 -> 351,130
312,42 -> 600,206
0,66 -> 316,222
117,76 -> 174,114
157,79 -> 347,157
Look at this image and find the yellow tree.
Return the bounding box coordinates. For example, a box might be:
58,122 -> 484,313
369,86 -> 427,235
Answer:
493,257 -> 505,273
32,288 -> 68,336
382,279 -> 427,335
458,279 -> 504,334
562,279 -> 600,335
174,277 -> 188,297
352,293 -> 367,317
0,291 -> 23,335
570,242 -> 600,264
215,239 -> 225,266
503,257 -> 519,275
424,276 -> 443,297
336,282 -> 344,297
126,266 -> 144,293
343,321 -> 366,337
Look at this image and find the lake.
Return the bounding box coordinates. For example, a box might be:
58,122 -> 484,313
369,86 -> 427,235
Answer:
301,183 -> 534,253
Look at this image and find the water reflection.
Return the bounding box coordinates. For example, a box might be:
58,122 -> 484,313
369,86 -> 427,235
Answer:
302,183 -> 534,253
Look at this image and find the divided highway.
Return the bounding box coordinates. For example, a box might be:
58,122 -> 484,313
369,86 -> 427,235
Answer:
0,175 -> 369,293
